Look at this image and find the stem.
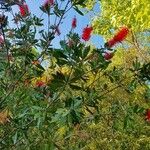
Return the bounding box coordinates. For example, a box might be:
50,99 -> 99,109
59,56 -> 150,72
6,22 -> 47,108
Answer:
37,0 -> 72,62
131,30 -> 148,62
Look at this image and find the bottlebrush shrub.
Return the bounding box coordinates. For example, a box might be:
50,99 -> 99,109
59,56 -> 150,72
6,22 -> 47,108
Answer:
0,1 -> 149,150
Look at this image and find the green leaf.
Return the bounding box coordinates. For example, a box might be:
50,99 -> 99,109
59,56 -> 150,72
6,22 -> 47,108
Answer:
82,46 -> 90,59
73,6 -> 84,15
69,84 -> 82,90
12,132 -> 18,145
124,115 -> 129,129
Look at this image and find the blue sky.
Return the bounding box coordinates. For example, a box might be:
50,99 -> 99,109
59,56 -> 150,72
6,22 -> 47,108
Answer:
6,0 -> 103,48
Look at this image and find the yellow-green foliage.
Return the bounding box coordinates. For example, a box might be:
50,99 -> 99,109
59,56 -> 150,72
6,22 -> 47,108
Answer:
91,0 -> 150,37
84,0 -> 97,10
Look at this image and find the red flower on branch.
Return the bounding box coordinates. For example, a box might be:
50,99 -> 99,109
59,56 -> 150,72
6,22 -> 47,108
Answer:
145,109 -> 150,122
82,26 -> 93,41
0,35 -> 4,45
36,81 -> 46,88
43,0 -> 54,8
71,17 -> 77,29
103,52 -> 114,60
106,27 -> 129,48
19,3 -> 29,17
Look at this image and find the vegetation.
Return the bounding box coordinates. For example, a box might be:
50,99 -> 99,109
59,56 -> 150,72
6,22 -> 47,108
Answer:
0,0 -> 150,149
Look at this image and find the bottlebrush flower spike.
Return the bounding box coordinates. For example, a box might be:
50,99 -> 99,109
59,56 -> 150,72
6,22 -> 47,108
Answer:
82,26 -> 93,41
43,0 -> 54,8
103,51 -> 114,60
36,81 -> 46,87
0,35 -> 4,45
145,109 -> 150,122
106,27 -> 129,48
71,17 -> 77,29
19,2 -> 29,17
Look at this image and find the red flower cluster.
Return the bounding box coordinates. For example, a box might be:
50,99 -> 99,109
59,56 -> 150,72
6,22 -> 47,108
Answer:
103,51 -> 114,60
82,26 -> 93,41
71,17 -> 77,29
43,0 -> 54,8
36,81 -> 46,88
106,27 -> 129,48
18,3 -> 29,17
145,109 -> 150,122
0,35 -> 4,45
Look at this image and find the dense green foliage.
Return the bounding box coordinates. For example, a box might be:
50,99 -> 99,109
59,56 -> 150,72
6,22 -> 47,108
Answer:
0,0 -> 150,149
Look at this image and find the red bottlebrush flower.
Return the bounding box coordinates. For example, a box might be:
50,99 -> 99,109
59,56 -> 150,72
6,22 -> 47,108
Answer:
113,27 -> 129,42
19,3 -> 29,17
71,17 -> 77,29
43,0 -> 54,8
103,52 -> 114,60
107,27 -> 129,48
145,109 -> 150,122
82,26 -> 93,41
106,38 -> 116,48
0,35 -> 4,45
36,81 -> 46,87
